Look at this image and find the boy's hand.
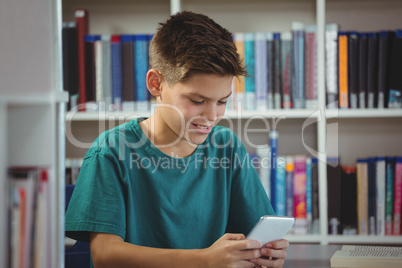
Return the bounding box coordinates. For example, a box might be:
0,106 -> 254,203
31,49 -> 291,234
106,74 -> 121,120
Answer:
203,233 -> 262,268
249,239 -> 289,268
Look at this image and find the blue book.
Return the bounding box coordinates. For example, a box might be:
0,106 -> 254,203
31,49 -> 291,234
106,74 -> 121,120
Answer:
111,35 -> 123,111
367,157 -> 377,234
292,22 -> 305,109
275,156 -> 286,216
135,34 -> 150,111
269,130 -> 278,209
244,33 -> 255,111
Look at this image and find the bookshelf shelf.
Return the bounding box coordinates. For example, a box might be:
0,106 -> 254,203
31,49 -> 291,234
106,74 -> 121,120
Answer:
327,109 -> 402,118
327,235 -> 402,245
0,92 -> 69,106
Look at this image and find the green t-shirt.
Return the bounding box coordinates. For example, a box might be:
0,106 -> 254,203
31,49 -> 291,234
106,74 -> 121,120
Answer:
65,118 -> 274,250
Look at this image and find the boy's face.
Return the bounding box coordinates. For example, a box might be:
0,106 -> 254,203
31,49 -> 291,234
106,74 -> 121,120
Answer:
157,73 -> 233,146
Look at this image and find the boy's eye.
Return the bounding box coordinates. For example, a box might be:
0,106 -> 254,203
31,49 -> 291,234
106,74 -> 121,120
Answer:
191,99 -> 204,105
218,100 -> 227,105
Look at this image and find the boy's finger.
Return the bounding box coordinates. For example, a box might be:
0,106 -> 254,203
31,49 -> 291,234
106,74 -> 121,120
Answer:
265,239 -> 289,249
224,233 -> 246,240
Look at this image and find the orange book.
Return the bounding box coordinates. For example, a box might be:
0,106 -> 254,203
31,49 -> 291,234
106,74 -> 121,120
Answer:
338,32 -> 349,108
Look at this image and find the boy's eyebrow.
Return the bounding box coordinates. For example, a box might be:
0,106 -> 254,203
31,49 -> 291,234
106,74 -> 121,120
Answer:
187,92 -> 232,100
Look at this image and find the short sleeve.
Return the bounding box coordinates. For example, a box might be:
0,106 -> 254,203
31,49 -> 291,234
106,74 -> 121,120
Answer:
226,142 -> 275,235
65,152 -> 126,242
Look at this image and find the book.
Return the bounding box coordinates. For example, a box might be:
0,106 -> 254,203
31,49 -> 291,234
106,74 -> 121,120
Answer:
254,32 -> 268,111
356,158 -> 369,235
233,33 -> 245,110
311,158 -> 319,234
367,157 -> 377,234
275,156 -> 286,216
304,25 -> 318,109
358,33 -> 368,108
378,31 -> 395,108
325,24 -> 339,108
388,30 -> 402,108
244,32 -> 255,111
367,32 -> 379,108
292,22 -> 305,109
393,157 -> 402,235
101,35 -> 112,111
273,33 -> 281,109
348,32 -> 359,109
266,32 -> 274,109
338,32 -> 349,109
293,155 -> 307,234
340,166 -> 357,235
111,35 -> 123,111
121,34 -> 135,111
330,245 -> 402,268
285,156 -> 294,218
376,157 -> 386,235
61,22 -> 79,111
270,130 -> 278,206
280,32 -> 293,109
256,146 -> 271,199
134,34 -> 150,112
84,35 -> 100,109
75,9 -> 89,111
305,157 -> 313,233
385,156 -> 395,235
327,157 -> 341,234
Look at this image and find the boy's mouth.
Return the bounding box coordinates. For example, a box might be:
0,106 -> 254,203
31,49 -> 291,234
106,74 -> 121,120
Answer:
191,123 -> 213,134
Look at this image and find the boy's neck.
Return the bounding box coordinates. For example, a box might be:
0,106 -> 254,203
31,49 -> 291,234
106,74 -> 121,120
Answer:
139,115 -> 198,158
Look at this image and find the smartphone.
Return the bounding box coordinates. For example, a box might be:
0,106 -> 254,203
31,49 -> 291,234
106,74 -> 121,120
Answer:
246,215 -> 295,246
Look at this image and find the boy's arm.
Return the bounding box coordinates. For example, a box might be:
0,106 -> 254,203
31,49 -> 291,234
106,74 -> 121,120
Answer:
90,232 -> 262,268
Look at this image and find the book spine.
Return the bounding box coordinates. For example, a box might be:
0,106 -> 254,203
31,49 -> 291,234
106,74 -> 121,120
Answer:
325,24 -> 339,108
348,32 -> 359,109
358,33 -> 368,108
305,25 -> 318,109
75,9 -> 89,111
266,32 -> 274,109
385,156 -> 395,235
286,156 -> 294,217
378,31 -> 390,108
275,156 -> 287,216
111,35 -> 123,111
234,33 -> 245,110
357,158 -> 369,235
121,34 -> 135,111
294,155 -> 307,234
255,32 -> 268,111
101,35 -> 112,110
273,33 -> 281,109
376,157 -> 386,235
367,32 -> 379,108
311,158 -> 320,234
368,157 -> 377,234
135,34 -> 150,112
341,166 -> 358,235
84,35 -> 100,106
281,32 -> 293,109
338,32 -> 349,108
388,30 -> 402,108
393,157 -> 402,235
292,22 -> 305,109
244,33 -> 255,111
327,158 -> 342,234
256,146 -> 271,199
95,38 -> 103,105
270,130 -> 278,210
306,157 -> 313,233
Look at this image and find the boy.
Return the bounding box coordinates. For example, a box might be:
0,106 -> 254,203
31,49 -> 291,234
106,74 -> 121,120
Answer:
65,11 -> 289,267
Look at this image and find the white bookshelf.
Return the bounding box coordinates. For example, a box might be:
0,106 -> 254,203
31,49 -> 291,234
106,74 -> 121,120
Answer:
62,0 -> 402,246
0,0 -> 67,267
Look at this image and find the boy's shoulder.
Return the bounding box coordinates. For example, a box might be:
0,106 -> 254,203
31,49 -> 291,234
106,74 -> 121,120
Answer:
206,125 -> 243,149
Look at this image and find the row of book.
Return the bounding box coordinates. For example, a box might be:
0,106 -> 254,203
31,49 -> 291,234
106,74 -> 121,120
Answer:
7,167 -> 52,268
328,156 -> 402,236
62,9 -> 402,113
333,29 -> 402,109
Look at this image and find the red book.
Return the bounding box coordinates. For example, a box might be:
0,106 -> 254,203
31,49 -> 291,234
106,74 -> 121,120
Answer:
75,9 -> 89,111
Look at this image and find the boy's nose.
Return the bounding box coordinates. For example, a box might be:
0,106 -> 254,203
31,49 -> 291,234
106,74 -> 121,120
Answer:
202,106 -> 217,122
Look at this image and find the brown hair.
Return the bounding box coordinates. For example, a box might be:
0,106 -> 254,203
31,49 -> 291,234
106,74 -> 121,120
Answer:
149,11 -> 246,86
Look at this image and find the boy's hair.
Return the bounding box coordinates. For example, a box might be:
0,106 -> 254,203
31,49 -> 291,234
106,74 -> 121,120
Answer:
149,11 -> 246,86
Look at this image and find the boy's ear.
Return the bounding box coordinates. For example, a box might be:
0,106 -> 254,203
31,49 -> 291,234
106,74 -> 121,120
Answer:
146,69 -> 163,97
